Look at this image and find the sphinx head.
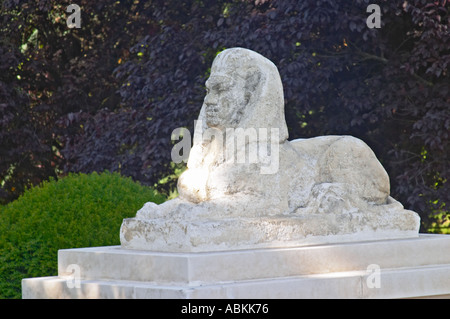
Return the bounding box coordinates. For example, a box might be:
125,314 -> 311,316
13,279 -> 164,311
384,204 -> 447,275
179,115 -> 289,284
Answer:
201,48 -> 288,143
204,51 -> 261,130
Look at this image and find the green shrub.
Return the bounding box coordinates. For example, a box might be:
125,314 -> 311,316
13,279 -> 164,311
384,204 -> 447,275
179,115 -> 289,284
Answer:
0,172 -> 166,299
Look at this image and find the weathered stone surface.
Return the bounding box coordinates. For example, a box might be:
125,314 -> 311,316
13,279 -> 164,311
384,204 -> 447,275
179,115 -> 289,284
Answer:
120,47 -> 420,252
22,235 -> 450,299
121,209 -> 419,252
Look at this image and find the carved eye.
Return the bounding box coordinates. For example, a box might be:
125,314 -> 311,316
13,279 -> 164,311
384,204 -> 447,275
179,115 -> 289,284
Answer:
206,83 -> 222,94
214,83 -> 229,93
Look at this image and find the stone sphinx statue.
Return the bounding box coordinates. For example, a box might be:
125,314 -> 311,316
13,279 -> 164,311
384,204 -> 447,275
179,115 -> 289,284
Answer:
120,48 -> 420,252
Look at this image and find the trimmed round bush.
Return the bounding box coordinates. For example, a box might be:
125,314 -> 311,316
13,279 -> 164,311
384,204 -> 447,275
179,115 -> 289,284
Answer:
0,172 -> 166,299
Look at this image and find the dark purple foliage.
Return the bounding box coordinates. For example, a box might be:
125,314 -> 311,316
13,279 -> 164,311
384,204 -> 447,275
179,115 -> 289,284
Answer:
1,0 -> 448,230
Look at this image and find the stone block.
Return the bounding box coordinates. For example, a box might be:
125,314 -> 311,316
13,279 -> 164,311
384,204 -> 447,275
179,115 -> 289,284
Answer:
22,234 -> 450,299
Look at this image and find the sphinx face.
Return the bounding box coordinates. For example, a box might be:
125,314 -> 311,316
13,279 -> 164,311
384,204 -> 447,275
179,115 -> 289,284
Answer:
203,72 -> 246,130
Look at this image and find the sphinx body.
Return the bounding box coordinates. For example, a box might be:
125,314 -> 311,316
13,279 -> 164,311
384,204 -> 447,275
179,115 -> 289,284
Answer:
120,48 -> 420,252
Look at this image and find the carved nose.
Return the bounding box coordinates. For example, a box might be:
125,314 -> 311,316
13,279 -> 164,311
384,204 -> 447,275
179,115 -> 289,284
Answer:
204,94 -> 217,108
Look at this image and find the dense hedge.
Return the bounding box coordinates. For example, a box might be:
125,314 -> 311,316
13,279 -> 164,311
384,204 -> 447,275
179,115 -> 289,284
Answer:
0,172 -> 166,299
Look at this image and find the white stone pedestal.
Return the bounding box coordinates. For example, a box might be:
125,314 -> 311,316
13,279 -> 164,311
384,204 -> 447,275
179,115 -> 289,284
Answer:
22,234 -> 450,299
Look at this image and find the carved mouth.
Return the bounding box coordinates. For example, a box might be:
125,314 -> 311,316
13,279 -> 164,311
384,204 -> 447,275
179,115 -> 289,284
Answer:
205,107 -> 219,126
206,105 -> 218,115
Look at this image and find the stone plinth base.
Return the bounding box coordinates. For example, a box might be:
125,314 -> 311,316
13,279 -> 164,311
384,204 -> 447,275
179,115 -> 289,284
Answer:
120,208 -> 420,252
22,234 -> 450,299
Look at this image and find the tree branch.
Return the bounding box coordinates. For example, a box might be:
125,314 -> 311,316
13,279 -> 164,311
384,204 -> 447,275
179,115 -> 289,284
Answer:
348,40 -> 434,87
